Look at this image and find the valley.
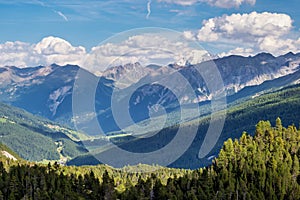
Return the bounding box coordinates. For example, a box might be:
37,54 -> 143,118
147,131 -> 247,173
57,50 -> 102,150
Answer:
0,52 -> 299,169
0,51 -> 300,199
1,1 -> 300,199
68,83 -> 300,168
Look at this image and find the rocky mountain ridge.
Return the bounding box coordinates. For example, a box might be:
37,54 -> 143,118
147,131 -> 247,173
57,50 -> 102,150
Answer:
0,52 -> 299,132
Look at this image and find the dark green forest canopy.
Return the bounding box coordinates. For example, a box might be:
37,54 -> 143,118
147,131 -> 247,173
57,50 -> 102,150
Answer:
1,118 -> 300,199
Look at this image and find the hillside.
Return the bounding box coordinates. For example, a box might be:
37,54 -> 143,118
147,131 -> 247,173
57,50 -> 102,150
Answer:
68,84 -> 300,168
0,102 -> 88,162
1,120 -> 300,199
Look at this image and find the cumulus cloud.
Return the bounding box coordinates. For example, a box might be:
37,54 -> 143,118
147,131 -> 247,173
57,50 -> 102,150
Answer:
0,34 -> 210,73
185,12 -> 300,57
34,36 -> 86,65
258,37 -> 300,56
0,41 -> 32,67
83,33 -> 210,72
196,12 -> 292,42
157,0 -> 256,8
0,36 -> 86,68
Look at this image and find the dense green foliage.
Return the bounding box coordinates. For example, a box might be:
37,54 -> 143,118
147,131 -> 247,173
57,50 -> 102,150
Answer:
1,119 -> 300,199
0,103 -> 87,161
200,84 -> 300,165
0,121 -> 60,161
211,118 -> 300,199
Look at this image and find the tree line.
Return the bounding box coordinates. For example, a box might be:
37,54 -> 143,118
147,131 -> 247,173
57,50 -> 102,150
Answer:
1,118 -> 300,199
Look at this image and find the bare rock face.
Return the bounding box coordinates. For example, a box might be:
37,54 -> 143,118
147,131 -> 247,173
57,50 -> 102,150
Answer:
124,52 -> 300,108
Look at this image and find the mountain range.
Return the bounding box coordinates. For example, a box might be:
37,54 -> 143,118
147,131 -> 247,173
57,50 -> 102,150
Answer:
0,52 -> 299,132
1,52 -> 300,167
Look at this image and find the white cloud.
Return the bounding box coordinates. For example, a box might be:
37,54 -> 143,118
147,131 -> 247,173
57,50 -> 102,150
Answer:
157,0 -> 256,8
83,33 -> 210,72
0,34 -> 210,72
203,0 -> 255,8
196,12 -> 292,42
0,41 -> 33,67
218,47 -> 254,57
53,10 -> 69,21
146,0 -> 152,19
186,12 -> 300,57
183,31 -> 196,40
0,36 -> 86,68
2,13 -> 300,73
34,36 -> 86,66
258,36 -> 300,55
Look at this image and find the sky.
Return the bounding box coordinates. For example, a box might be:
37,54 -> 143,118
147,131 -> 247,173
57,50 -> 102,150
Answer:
0,0 -> 300,71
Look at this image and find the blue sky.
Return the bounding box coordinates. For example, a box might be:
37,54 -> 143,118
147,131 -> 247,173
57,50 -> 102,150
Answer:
0,0 -> 300,70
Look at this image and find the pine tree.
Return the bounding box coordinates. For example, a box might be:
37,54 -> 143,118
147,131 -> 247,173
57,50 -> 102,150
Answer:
292,155 -> 299,179
276,117 -> 283,131
101,170 -> 116,200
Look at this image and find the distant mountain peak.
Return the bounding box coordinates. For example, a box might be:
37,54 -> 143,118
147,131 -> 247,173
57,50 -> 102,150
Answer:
284,52 -> 295,56
253,52 -> 275,59
0,52 -> 300,133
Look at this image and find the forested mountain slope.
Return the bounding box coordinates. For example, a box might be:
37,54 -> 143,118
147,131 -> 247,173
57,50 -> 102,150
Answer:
68,84 -> 300,168
0,102 -> 88,161
0,119 -> 300,199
